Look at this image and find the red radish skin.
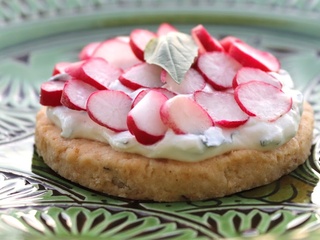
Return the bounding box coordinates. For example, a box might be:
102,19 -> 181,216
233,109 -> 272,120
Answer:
234,81 -> 292,121
61,79 -> 98,111
119,62 -> 163,90
219,36 -> 243,52
197,52 -> 242,90
132,88 -> 175,108
127,90 -> 168,145
129,29 -> 157,61
191,24 -> 224,53
162,68 -> 206,94
79,42 -> 101,60
233,67 -> 282,89
40,80 -> 65,107
229,41 -> 280,72
92,37 -> 142,70
194,91 -> 249,128
157,23 -> 177,36
66,57 -> 122,90
87,90 -> 132,132
160,95 -> 213,134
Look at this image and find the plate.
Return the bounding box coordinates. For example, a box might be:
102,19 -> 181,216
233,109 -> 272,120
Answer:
0,0 -> 320,239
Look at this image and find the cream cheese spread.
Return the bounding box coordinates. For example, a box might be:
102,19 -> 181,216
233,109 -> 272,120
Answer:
46,70 -> 303,162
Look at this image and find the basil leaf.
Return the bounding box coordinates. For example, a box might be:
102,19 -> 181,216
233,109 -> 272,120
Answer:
144,32 -> 198,84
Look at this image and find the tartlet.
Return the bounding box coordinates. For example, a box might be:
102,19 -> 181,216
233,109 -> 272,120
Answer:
35,23 -> 314,202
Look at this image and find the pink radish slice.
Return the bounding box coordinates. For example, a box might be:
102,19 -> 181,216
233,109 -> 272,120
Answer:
132,88 -> 175,108
92,37 -> 142,70
79,42 -> 101,60
119,62 -> 163,90
61,79 -> 98,111
191,24 -> 224,53
157,23 -> 177,36
229,41 -> 280,72
40,80 -> 65,106
66,57 -> 122,90
194,91 -> 249,128
197,52 -> 242,90
52,62 -> 73,75
162,68 -> 206,94
233,67 -> 282,89
160,95 -> 213,134
234,81 -> 292,122
87,90 -> 132,132
129,29 -> 157,61
219,36 -> 243,52
127,90 -> 168,145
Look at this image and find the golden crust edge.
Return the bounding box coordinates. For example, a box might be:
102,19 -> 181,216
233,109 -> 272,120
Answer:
34,102 -> 314,202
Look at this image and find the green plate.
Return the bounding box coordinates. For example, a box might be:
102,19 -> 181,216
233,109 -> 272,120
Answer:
0,0 -> 320,239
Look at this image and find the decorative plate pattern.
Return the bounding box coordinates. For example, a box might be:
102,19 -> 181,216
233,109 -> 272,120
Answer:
0,0 -> 320,239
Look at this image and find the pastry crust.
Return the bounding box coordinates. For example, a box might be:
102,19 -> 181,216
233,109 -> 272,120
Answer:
34,103 -> 314,202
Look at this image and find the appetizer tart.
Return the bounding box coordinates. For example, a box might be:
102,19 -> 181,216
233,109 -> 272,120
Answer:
35,23 -> 314,202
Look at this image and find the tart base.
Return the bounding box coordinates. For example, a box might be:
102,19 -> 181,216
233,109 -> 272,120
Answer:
34,103 -> 314,202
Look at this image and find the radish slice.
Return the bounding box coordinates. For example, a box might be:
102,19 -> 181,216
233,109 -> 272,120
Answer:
132,88 -> 175,108
61,79 -> 98,111
229,41 -> 280,72
52,62 -> 73,75
40,80 -> 65,107
197,52 -> 242,90
233,67 -> 282,89
127,90 -> 168,145
65,57 -> 122,90
191,24 -> 224,53
234,81 -> 292,121
162,68 -> 206,94
119,62 -> 163,90
160,95 -> 213,134
219,36 -> 243,52
194,91 -> 249,128
87,90 -> 132,132
129,29 -> 157,61
79,42 -> 101,60
157,23 -> 177,36
92,37 -> 142,70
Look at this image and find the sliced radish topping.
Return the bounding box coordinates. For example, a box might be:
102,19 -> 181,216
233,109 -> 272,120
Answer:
197,52 -> 242,90
229,41 -> 280,72
92,37 -> 142,70
219,36 -> 242,52
157,23 -> 177,36
233,67 -> 282,89
132,88 -> 175,108
87,90 -> 132,132
79,42 -> 101,60
61,79 -> 98,111
162,68 -> 206,94
160,95 -> 213,134
191,24 -> 224,53
119,62 -> 163,90
65,57 -> 122,90
40,80 -> 65,107
234,81 -> 292,121
127,90 -> 168,145
129,29 -> 157,61
194,91 -> 249,128
52,62 -> 73,75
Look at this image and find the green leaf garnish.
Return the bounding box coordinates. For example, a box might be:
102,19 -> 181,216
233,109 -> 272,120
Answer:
144,32 -> 198,84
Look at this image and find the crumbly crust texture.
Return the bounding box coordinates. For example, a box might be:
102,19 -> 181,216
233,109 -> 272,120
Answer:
34,103 -> 314,202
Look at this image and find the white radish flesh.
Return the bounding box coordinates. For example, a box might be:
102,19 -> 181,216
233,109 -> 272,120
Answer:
197,52 -> 242,90
234,81 -> 292,121
194,91 -> 249,128
87,90 -> 132,132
